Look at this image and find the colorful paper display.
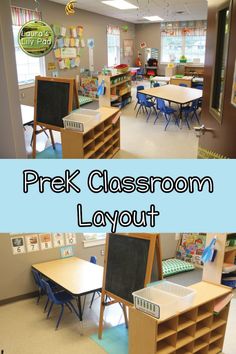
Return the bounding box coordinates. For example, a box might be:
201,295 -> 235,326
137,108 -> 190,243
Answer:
11,236 -> 26,255
25,234 -> 40,252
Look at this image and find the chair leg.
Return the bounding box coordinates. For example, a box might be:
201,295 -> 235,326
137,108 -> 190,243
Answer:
90,292 -> 96,309
65,303 -> 72,312
44,298 -> 49,313
68,301 -> 81,319
185,113 -> 191,130
136,104 -> 142,117
56,304 -> 64,330
47,302 -> 54,319
146,108 -> 152,122
164,114 -> 170,131
134,101 -> 138,110
154,111 -> 161,125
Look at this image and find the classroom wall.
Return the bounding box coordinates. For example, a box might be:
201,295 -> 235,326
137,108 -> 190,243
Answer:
11,0 -> 135,106
0,233 -> 105,302
160,233 -> 178,259
134,23 -> 166,75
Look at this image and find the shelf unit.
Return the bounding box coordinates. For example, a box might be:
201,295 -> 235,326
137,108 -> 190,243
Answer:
203,234 -> 236,288
184,65 -> 205,78
98,72 -> 132,109
61,107 -> 120,159
129,282 -> 232,354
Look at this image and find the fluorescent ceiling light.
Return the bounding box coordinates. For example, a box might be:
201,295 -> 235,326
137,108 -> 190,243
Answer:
144,16 -> 164,22
102,1 -> 138,10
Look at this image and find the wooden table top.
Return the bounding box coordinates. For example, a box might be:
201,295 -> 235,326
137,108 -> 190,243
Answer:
140,84 -> 203,104
189,281 -> 232,307
32,257 -> 103,296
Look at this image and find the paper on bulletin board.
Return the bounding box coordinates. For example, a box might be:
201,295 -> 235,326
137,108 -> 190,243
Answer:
25,234 -> 40,253
52,233 -> 65,248
48,62 -> 57,71
65,233 -> 77,246
61,47 -> 77,59
60,245 -> 74,258
231,60 -> 236,107
11,236 -> 26,255
39,233 -> 52,250
89,47 -> 94,72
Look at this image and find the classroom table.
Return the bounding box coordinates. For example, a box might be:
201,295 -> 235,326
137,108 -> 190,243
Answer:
32,257 -> 103,321
139,84 -> 203,127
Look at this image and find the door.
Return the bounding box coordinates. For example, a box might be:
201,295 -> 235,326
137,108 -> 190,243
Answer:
198,0 -> 236,159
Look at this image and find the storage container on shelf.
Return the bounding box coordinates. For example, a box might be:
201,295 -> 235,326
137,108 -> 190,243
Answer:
133,281 -> 196,320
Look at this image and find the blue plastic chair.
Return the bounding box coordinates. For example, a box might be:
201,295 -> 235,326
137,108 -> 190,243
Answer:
136,93 -> 158,122
41,279 -> 80,330
134,85 -> 145,110
153,82 -> 160,88
182,99 -> 201,127
179,83 -> 188,87
154,98 -> 179,130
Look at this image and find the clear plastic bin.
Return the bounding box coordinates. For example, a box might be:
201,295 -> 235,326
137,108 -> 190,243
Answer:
133,281 -> 196,319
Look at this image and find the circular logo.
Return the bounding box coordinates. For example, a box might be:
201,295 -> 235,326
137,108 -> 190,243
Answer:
18,20 -> 55,57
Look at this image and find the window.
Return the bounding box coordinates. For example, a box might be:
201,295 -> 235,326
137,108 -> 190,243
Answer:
11,6 -> 45,85
107,25 -> 120,67
160,21 -> 207,64
83,233 -> 106,248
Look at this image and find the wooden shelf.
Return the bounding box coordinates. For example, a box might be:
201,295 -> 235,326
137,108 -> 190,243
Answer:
129,282 -> 232,354
225,246 -> 236,252
111,78 -> 132,88
61,107 -> 120,159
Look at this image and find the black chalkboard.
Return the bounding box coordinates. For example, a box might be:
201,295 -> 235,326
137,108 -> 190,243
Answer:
105,234 -> 151,304
36,80 -> 71,128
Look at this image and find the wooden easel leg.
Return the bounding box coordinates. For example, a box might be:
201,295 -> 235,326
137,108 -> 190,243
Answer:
122,304 -> 129,328
49,130 -> 55,150
98,292 -> 106,339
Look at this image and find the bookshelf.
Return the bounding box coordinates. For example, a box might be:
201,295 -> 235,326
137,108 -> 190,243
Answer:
98,72 -> 132,109
61,107 -> 120,159
184,65 -> 205,78
129,282 -> 232,354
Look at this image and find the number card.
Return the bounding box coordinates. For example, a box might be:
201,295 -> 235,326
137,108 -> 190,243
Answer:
11,236 -> 26,255
60,245 -> 74,258
25,234 -> 40,253
39,233 -> 52,250
65,233 -> 77,245
52,233 -> 65,248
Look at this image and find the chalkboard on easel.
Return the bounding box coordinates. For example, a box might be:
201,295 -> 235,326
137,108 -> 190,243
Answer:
32,76 -> 79,158
98,233 -> 162,339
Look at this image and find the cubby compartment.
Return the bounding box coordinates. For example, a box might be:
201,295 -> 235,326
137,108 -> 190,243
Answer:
212,306 -> 229,330
193,334 -> 210,352
156,333 -> 176,354
104,146 -> 114,159
208,338 -> 224,354
175,342 -> 194,354
94,133 -> 104,151
83,130 -> 94,148
209,324 -> 225,344
193,346 -> 209,354
84,141 -> 95,158
157,318 -> 178,341
195,317 -> 212,338
176,325 -> 195,349
178,309 -> 197,331
197,301 -> 214,322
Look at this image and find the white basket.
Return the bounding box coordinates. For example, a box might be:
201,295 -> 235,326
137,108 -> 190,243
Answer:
133,281 -> 196,319
63,109 -> 100,131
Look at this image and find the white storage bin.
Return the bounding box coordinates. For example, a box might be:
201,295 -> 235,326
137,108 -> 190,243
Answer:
133,286 -> 178,319
153,281 -> 196,312
63,109 -> 100,131
133,281 -> 196,319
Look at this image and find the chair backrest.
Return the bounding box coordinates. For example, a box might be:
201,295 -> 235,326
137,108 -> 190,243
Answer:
138,93 -> 149,105
157,98 -> 166,112
195,85 -> 203,90
191,99 -> 199,110
153,82 -> 160,88
90,256 -> 97,264
179,83 -> 188,87
32,269 -> 42,288
41,278 -> 56,303
136,86 -> 144,99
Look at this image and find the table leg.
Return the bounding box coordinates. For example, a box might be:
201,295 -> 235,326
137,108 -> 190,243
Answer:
179,104 -> 183,129
77,295 -> 83,321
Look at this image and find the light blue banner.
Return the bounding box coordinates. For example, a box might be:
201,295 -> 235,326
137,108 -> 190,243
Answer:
0,159 -> 235,233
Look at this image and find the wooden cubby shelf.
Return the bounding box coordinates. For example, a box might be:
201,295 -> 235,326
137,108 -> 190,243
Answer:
129,282 -> 232,354
61,107 -> 120,159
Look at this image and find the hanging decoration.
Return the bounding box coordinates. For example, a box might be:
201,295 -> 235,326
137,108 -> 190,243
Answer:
121,25 -> 129,32
65,0 -> 77,16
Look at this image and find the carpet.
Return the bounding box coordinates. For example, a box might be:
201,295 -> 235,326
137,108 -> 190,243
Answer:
79,95 -> 93,106
36,143 -> 62,159
90,324 -> 128,354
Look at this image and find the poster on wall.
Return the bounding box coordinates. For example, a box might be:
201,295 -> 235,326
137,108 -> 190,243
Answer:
231,60 -> 236,107
124,39 -> 134,57
11,236 -> 26,255
39,233 -> 53,250
25,234 -> 40,253
52,233 -> 65,248
60,246 -> 74,259
65,233 -> 77,246
61,47 -> 77,59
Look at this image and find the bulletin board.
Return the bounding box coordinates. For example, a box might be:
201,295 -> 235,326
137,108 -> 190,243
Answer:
176,233 -> 206,265
52,24 -> 85,70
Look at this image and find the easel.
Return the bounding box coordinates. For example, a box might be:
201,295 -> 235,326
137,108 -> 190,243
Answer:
32,76 -> 79,158
98,233 -> 163,339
